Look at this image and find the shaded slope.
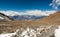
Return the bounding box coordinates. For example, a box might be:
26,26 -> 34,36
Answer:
0,12 -> 14,21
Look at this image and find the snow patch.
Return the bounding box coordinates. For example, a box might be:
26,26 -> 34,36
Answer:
0,26 -> 52,37
54,26 -> 60,37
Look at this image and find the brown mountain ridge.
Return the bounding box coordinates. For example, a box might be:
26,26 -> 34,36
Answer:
39,11 -> 60,25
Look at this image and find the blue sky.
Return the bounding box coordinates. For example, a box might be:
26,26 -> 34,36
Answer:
0,0 -> 57,11
0,0 -> 58,16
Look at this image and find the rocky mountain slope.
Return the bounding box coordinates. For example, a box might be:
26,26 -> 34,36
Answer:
39,11 -> 60,25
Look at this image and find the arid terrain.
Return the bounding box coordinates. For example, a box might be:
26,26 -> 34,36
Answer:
0,11 -> 60,37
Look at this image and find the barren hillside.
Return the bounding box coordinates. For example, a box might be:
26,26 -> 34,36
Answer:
39,11 -> 60,25
0,11 -> 60,34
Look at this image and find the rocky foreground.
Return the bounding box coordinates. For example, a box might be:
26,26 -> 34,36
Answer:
0,25 -> 59,37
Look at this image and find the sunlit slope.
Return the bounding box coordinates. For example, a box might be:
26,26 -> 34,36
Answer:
39,11 -> 60,25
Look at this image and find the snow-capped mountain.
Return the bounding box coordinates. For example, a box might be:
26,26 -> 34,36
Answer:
0,10 -> 56,20
0,12 -> 46,20
11,15 -> 46,20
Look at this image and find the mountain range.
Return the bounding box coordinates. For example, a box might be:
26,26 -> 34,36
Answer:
0,10 -> 56,20
0,11 -> 60,33
11,15 -> 46,20
0,12 -> 47,20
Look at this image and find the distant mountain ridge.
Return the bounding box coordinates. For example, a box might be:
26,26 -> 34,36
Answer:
11,15 -> 46,20
0,10 -> 56,20
0,11 -> 58,21
0,12 -> 46,20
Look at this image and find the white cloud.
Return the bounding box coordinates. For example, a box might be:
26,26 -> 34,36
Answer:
0,10 -> 56,16
50,0 -> 60,9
